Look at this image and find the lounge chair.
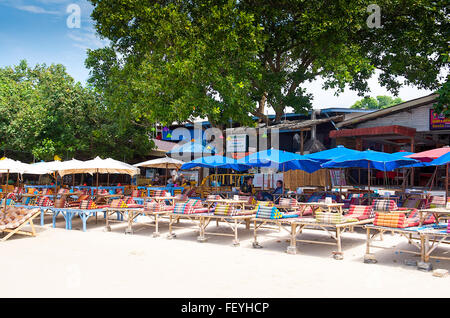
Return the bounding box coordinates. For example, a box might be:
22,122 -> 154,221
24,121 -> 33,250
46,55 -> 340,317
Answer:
0,207 -> 40,241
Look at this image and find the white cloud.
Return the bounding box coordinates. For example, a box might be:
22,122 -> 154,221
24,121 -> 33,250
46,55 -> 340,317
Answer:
15,4 -> 60,14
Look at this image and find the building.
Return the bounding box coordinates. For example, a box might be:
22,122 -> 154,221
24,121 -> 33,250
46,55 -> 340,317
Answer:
330,93 -> 449,153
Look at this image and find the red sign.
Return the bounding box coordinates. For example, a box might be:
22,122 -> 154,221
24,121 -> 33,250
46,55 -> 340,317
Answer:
430,109 -> 450,130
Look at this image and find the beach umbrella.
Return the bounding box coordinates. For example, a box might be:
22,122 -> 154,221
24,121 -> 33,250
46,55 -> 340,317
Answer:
181,156 -> 251,171
322,150 -> 419,202
134,157 -> 185,184
305,145 -> 361,192
304,145 -> 361,163
237,148 -> 322,194
406,146 -> 450,162
182,156 -> 251,191
237,148 -> 321,173
0,158 -> 32,212
428,152 -> 450,201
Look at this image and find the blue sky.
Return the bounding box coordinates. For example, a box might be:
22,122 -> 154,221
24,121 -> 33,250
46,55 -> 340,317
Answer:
0,0 -> 433,109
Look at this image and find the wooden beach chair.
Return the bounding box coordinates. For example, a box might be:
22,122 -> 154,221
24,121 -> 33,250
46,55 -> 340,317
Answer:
0,207 -> 40,241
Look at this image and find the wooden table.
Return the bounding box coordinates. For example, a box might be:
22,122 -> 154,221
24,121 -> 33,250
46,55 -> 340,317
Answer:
418,208 -> 450,226
297,202 -> 344,216
166,212 -> 254,246
364,224 -> 450,268
252,217 -> 374,260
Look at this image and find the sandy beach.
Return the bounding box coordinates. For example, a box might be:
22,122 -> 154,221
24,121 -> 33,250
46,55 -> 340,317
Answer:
1,214 -> 448,298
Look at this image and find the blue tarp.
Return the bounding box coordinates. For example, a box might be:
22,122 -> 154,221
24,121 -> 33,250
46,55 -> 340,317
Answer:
321,150 -> 419,171
429,152 -> 450,166
237,148 -> 321,173
181,156 -> 251,171
304,145 -> 361,163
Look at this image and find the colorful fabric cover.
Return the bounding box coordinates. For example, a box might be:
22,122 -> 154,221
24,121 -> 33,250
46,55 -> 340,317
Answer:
131,190 -> 141,197
238,195 -> 256,205
371,199 -> 398,212
0,199 -> 15,206
0,207 -> 40,231
21,197 -> 31,205
345,205 -> 374,221
207,195 -> 222,200
79,200 -> 97,209
278,198 -> 298,207
426,196 -> 446,208
110,199 -> 128,208
27,187 -> 37,194
214,204 -> 235,216
41,188 -> 53,195
373,212 -> 423,228
256,205 -> 283,219
173,202 -> 195,214
36,196 -> 53,207
6,193 -> 17,201
315,212 -> 345,224
152,190 -> 167,197
447,221 -> 450,233
58,188 -> 69,194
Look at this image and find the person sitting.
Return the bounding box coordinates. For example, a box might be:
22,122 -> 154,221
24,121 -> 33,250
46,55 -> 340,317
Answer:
239,176 -> 254,196
257,180 -> 284,203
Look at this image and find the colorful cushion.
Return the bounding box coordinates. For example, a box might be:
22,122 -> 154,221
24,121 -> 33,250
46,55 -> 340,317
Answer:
110,199 -> 128,208
152,190 -> 167,197
278,198 -> 298,207
36,196 -> 53,207
0,207 -> 39,230
79,200 -> 97,210
173,202 -> 195,214
315,212 -> 345,224
447,221 -> 450,234
256,205 -> 283,219
345,205 -> 374,220
131,190 -> 141,197
372,199 -> 398,212
373,212 -> 415,228
214,204 -> 235,216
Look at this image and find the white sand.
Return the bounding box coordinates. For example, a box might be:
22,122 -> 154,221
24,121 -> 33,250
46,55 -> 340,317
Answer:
0,214 -> 449,298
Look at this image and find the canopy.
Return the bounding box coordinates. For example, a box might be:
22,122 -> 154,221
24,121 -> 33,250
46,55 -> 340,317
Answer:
237,148 -> 321,173
322,150 -> 419,171
391,151 -> 415,157
406,146 -> 450,162
429,152 -> 450,166
305,145 -> 361,163
134,157 -> 185,169
0,158 -> 31,174
167,141 -> 215,155
57,157 -> 139,177
181,156 -> 251,171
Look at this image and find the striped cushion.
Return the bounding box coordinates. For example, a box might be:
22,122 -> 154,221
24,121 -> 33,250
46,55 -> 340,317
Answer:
124,197 -> 136,205
346,205 -> 374,220
152,190 -> 167,197
207,195 -> 222,200
372,199 -> 398,212
173,202 -> 195,214
185,199 -> 203,209
256,205 -> 282,219
58,188 -> 69,194
131,190 -> 140,197
36,196 -> 53,207
110,199 -> 128,208
426,196 -> 446,208
238,195 -> 255,205
374,212 -> 411,228
278,198 -> 297,207
0,199 -> 15,206
315,212 -> 345,224
79,200 -> 97,210
144,202 -> 161,213
447,221 -> 450,234
214,204 -> 235,216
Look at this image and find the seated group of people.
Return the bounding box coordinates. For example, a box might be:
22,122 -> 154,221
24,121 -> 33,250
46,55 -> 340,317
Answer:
239,176 -> 284,203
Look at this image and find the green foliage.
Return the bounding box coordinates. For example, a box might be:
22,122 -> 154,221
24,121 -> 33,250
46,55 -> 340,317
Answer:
87,0 -> 449,126
350,95 -> 404,109
433,79 -> 450,116
0,60 -> 152,161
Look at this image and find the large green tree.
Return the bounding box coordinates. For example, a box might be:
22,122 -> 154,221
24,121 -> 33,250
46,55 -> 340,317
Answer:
0,60 -> 152,161
350,95 -> 404,109
86,0 -> 449,128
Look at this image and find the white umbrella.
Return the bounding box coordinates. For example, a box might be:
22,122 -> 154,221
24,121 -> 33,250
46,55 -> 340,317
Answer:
57,157 -> 139,177
134,157 -> 184,169
0,158 -> 32,211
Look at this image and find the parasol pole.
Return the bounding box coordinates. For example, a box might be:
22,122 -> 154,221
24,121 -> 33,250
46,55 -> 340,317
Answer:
3,169 -> 9,214
96,168 -> 99,198
446,163 -> 449,203
367,162 -> 371,205
165,163 -> 168,186
282,163 -> 285,197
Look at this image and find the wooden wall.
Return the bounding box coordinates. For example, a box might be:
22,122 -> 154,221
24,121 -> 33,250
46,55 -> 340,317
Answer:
284,169 -> 331,189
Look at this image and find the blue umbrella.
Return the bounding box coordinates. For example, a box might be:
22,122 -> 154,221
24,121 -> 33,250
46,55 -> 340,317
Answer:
237,148 -> 321,173
305,145 -> 361,163
429,152 -> 450,200
322,150 -> 419,200
322,150 -> 419,171
181,156 -> 250,171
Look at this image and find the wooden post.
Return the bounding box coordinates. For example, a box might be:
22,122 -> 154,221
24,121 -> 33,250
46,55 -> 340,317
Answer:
3,169 -> 9,213
410,137 -> 415,187
367,162 -> 371,204
446,163 -> 449,203
300,131 -> 304,155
